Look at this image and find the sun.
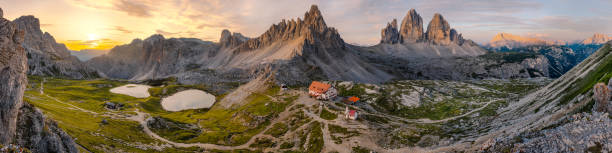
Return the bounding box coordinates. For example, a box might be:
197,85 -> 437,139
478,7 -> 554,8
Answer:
88,33 -> 98,41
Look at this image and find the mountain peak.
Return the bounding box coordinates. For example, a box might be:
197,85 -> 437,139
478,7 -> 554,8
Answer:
399,8 -> 424,43
219,29 -> 248,48
425,13 -> 453,45
304,5 -> 327,32
582,33 -> 612,44
234,4 -> 344,52
381,19 -> 400,44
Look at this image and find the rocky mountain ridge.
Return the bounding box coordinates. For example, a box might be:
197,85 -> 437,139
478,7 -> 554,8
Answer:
488,32 -> 611,49
376,9 -> 485,58
582,33 -> 612,45
381,9 -> 472,46
13,16 -> 98,79
88,5 -> 392,86
0,8 -> 78,153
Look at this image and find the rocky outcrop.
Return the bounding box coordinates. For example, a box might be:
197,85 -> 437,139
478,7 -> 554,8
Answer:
15,103 -> 78,153
219,29 -> 248,48
380,19 -> 400,44
0,8 -> 27,145
0,8 -> 78,152
399,9 -> 423,43
487,33 -> 556,49
425,13 -> 462,45
90,5 -> 391,85
13,15 -> 98,79
383,10 -> 465,45
502,112 -> 612,152
582,33 -> 612,45
235,5 -> 345,53
593,83 -> 609,112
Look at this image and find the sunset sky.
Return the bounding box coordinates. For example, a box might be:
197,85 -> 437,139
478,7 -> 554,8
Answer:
2,0 -> 612,51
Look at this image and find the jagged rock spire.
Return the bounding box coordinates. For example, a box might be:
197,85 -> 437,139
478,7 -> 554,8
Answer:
304,5 -> 327,32
219,29 -> 248,48
236,4 -> 345,52
399,9 -> 424,43
380,19 -> 400,44
425,13 -> 452,45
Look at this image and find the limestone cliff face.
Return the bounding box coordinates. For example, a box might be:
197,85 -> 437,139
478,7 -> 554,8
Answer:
219,29 -> 249,48
425,13 -> 464,45
488,33 -> 552,49
0,9 -> 79,152
582,33 -> 612,45
399,9 -> 424,43
87,35 -> 220,80
235,5 -> 345,53
380,9 -> 480,47
15,103 -> 78,153
380,19 -> 400,44
0,8 -> 27,145
13,16 -> 98,79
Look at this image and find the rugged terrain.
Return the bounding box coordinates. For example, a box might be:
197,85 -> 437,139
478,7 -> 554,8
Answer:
13,16 -> 98,79
88,5 -> 392,87
5,4 -> 612,153
0,8 -> 78,153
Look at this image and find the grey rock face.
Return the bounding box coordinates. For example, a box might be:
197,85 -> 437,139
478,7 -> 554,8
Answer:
511,112 -> 612,152
593,83 -> 609,113
13,15 -> 98,79
399,9 -> 423,43
219,29 -> 249,48
0,10 -> 27,145
380,19 -> 400,44
236,5 -> 345,52
15,103 -> 78,153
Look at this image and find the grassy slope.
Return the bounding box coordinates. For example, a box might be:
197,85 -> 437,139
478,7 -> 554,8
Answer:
25,76 -> 292,152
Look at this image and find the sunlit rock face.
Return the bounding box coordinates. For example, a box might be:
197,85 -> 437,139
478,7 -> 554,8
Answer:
0,7 -> 27,145
582,33 -> 612,45
399,9 -> 424,43
13,15 -> 98,79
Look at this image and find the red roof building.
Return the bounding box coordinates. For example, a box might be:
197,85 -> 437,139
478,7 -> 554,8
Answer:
308,81 -> 337,100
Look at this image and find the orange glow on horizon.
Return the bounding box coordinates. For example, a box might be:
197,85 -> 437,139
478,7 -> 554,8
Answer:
60,39 -> 124,51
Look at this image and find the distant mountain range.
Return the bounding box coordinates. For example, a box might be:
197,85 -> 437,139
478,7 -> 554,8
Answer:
487,32 -> 611,49
69,49 -> 108,61
484,33 -> 607,77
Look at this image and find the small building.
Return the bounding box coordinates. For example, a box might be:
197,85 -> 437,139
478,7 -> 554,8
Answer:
308,81 -> 337,100
280,84 -> 288,91
346,96 -> 360,105
104,102 -> 123,110
344,106 -> 358,120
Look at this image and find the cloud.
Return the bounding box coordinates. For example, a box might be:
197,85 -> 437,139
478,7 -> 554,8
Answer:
40,23 -> 53,27
113,0 -> 152,17
155,29 -> 177,36
113,26 -> 133,34
60,0 -> 612,44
